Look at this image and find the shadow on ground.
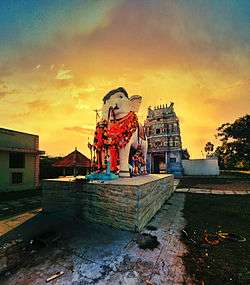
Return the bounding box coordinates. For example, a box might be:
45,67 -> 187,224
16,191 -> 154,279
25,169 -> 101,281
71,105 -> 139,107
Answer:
0,193 -> 190,285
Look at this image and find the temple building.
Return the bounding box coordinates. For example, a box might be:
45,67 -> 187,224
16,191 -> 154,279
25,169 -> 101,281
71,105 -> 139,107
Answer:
144,103 -> 183,177
52,148 -> 91,177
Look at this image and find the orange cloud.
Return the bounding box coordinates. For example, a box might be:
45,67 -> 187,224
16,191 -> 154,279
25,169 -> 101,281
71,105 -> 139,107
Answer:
64,126 -> 94,136
0,1 -> 249,158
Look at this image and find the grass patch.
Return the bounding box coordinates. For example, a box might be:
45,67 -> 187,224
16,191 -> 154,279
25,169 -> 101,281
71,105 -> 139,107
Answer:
182,194 -> 250,285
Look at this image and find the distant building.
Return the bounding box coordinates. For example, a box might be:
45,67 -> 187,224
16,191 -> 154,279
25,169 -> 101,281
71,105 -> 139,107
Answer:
144,103 -> 183,177
0,128 -> 44,192
52,148 -> 91,176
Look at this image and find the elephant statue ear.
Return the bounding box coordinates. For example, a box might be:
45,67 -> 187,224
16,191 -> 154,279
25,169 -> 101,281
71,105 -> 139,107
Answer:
129,95 -> 142,113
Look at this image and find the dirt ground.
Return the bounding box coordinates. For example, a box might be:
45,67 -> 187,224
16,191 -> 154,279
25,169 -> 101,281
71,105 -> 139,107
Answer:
177,177 -> 250,191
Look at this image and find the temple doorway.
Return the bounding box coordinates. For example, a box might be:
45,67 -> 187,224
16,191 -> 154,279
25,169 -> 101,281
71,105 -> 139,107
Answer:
153,154 -> 166,173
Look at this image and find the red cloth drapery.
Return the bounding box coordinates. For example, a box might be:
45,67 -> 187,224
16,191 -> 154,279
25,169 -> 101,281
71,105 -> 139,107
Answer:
93,111 -> 138,171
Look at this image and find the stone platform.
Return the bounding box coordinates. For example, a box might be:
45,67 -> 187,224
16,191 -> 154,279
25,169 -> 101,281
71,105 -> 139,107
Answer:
42,174 -> 174,231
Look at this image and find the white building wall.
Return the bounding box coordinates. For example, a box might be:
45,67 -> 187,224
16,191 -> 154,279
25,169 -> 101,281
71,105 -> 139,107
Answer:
182,159 -> 219,176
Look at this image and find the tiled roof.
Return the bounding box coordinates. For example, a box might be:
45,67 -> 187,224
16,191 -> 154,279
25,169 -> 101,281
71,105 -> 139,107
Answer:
52,149 -> 90,168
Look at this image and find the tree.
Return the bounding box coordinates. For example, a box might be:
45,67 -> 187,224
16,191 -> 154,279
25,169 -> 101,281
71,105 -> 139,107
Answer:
204,142 -> 214,158
214,114 -> 250,169
40,155 -> 62,179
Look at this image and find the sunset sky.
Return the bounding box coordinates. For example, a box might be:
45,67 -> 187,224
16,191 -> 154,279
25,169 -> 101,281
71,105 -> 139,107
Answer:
0,0 -> 249,158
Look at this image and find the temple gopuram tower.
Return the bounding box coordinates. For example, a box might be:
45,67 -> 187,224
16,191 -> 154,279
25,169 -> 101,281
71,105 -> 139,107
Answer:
144,103 -> 183,177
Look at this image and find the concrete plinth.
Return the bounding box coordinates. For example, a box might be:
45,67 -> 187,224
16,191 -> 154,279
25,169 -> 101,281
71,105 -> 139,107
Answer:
42,174 -> 174,231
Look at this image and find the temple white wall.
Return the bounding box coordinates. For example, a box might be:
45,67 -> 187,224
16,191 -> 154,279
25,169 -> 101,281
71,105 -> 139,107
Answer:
182,159 -> 220,176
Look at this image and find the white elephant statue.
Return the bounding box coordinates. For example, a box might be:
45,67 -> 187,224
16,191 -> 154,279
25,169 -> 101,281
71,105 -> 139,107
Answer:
100,87 -> 148,178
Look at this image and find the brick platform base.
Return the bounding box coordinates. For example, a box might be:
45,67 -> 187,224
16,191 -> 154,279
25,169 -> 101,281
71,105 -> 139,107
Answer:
42,174 -> 174,231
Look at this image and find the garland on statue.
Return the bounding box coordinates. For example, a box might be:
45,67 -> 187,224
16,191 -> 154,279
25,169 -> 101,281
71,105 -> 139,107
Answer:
93,111 -> 139,172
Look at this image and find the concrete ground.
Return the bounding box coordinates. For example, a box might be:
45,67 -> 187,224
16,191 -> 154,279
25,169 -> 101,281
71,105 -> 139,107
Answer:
176,176 -> 250,195
177,176 -> 250,192
0,192 -> 191,285
0,196 -> 41,220
176,187 -> 250,195
0,208 -> 42,236
0,196 -> 42,236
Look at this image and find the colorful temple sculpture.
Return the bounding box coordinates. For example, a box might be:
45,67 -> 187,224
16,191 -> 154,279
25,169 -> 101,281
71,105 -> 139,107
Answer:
43,89 -> 174,232
144,103 -> 183,177
87,87 -> 148,180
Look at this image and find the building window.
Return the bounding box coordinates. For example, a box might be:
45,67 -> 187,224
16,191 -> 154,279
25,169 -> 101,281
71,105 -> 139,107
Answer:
174,137 -> 179,147
9,152 -> 25,168
170,157 -> 176,163
11,172 -> 23,184
173,123 -> 178,132
156,129 -> 160,134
